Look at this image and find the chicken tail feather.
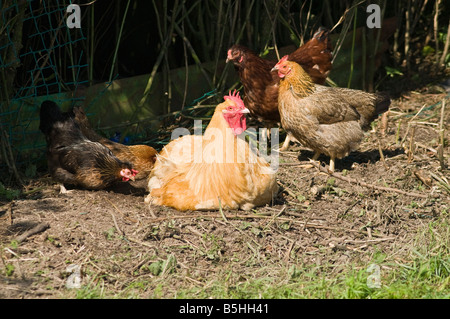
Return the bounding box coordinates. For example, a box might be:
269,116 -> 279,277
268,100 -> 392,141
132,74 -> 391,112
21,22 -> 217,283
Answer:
313,27 -> 329,42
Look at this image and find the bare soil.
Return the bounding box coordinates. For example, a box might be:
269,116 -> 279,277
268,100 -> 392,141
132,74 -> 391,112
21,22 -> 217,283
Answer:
0,90 -> 449,299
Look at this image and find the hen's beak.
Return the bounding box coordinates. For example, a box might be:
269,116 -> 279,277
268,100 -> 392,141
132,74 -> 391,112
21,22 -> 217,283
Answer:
241,107 -> 250,114
271,65 -> 278,72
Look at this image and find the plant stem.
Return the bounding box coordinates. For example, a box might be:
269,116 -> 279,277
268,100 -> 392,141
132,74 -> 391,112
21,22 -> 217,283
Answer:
108,0 -> 131,83
439,21 -> 450,66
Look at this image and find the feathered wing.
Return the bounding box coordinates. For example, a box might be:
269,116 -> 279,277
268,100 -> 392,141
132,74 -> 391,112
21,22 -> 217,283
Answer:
288,85 -> 362,125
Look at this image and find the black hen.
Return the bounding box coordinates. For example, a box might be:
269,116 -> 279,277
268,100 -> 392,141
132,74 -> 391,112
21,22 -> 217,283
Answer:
39,100 -> 137,192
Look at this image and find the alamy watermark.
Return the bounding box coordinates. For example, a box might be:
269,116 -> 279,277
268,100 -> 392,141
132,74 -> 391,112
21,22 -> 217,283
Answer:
169,121 -> 280,172
67,3 -> 383,30
367,4 -> 382,29
367,264 -> 381,288
66,4 -> 81,29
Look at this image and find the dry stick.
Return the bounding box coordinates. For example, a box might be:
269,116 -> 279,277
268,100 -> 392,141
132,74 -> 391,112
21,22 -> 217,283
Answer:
7,202 -> 13,225
309,160 -> 430,199
433,0 -> 442,64
408,126 -> 416,163
379,112 -> 389,137
438,99 -> 446,169
15,223 -> 50,243
109,211 -> 124,237
343,237 -> 396,244
416,142 -> 437,154
375,132 -> 387,168
217,197 -> 228,222
400,103 -> 427,146
414,170 -> 432,187
106,198 -> 137,224
266,205 -> 286,228
284,241 -> 295,262
439,21 -> 450,66
430,172 -> 450,193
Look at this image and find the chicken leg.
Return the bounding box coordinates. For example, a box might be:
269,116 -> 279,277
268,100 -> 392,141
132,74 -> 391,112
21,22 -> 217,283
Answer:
329,157 -> 335,173
279,133 -> 300,151
59,184 -> 73,194
312,152 -> 335,173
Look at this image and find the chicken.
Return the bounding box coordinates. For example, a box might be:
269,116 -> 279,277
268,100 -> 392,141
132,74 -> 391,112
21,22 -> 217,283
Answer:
272,56 -> 390,172
145,90 -> 278,211
226,27 -> 333,150
39,100 -> 138,192
70,105 -> 157,181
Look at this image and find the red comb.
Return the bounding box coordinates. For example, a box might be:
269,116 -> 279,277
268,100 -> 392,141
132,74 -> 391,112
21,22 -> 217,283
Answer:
275,55 -> 289,66
131,169 -> 139,176
223,89 -> 245,109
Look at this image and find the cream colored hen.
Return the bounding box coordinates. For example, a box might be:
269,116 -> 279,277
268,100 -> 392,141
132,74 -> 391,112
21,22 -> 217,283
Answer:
145,91 -> 278,211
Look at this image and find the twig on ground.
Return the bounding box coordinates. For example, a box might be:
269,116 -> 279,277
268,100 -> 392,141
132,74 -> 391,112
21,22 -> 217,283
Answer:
438,99 -> 446,170
309,160 -> 432,199
407,126 -> 416,163
218,197 -> 228,222
416,142 -> 437,154
109,211 -> 124,236
400,103 -> 427,146
284,241 -> 295,262
16,223 -> 50,243
374,132 -> 387,168
343,237 -> 396,244
106,198 -> 138,224
430,172 -> 450,193
413,170 -> 432,187
266,205 -> 286,227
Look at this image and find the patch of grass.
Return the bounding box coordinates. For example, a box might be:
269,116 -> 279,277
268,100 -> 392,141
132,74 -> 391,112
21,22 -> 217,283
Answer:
0,182 -> 20,201
4,263 -> 15,277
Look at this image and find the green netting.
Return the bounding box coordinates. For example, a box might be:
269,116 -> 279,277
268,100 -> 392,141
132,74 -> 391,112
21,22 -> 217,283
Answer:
0,0 -> 88,170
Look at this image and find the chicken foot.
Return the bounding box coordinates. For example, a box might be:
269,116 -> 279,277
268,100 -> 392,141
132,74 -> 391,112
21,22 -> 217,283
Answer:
59,184 -> 74,194
311,152 -> 335,173
279,133 -> 300,152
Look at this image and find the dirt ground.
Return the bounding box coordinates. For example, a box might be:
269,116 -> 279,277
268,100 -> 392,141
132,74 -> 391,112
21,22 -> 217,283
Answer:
0,89 -> 449,299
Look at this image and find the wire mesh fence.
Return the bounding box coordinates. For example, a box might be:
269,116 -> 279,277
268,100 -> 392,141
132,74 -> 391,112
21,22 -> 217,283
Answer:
1,0 -> 87,179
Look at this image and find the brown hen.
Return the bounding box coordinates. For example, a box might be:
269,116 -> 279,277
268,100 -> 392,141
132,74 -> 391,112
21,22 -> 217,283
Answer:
272,56 -> 390,172
39,101 -> 137,192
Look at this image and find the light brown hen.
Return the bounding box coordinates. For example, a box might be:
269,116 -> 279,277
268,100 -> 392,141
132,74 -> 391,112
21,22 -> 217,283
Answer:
272,56 -> 390,172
